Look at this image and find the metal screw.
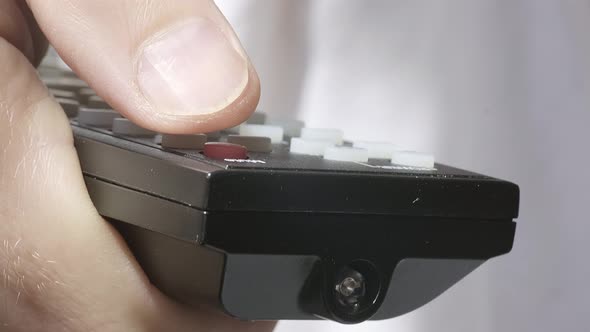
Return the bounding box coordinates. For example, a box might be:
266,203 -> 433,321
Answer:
337,276 -> 362,297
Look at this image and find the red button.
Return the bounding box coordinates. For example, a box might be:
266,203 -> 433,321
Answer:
203,142 -> 248,160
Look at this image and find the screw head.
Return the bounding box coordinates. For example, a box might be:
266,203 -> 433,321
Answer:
334,269 -> 367,310
336,276 -> 362,297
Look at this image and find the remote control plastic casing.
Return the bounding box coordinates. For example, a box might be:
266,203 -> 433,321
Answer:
41,65 -> 519,324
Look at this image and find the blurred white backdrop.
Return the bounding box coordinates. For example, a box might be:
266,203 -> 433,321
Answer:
215,1 -> 590,331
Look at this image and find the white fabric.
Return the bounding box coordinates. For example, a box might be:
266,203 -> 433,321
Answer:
216,1 -> 590,331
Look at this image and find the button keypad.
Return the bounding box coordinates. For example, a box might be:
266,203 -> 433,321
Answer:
161,134 -> 207,149
112,118 -> 156,137
56,98 -> 79,118
391,151 -> 435,168
42,75 -> 436,167
50,88 -> 76,99
324,146 -> 369,162
266,117 -> 304,138
203,142 -> 247,160
353,141 -> 399,159
239,124 -> 284,143
246,111 -> 266,124
87,95 -> 111,109
300,128 -> 343,145
77,108 -> 121,128
227,135 -> 272,153
290,138 -> 334,156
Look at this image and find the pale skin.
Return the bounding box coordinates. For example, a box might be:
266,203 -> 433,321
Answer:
0,0 -> 276,331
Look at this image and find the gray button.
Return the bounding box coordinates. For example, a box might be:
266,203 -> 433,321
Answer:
55,98 -> 79,118
266,117 -> 305,137
246,111 -> 266,124
161,134 -> 207,149
78,87 -> 96,104
38,67 -> 64,78
206,131 -> 222,141
77,108 -> 121,128
87,95 -> 111,109
49,88 -> 76,99
112,118 -> 156,137
43,77 -> 87,92
227,135 -> 272,152
224,125 -> 241,134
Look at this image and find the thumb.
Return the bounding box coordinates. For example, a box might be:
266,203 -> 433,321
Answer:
0,35 -> 273,332
0,36 -> 155,330
27,0 -> 260,133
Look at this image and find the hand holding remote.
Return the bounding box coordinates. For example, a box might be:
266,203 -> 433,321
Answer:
0,1 -> 272,331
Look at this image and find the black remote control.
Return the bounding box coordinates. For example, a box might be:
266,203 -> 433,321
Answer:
41,66 -> 519,324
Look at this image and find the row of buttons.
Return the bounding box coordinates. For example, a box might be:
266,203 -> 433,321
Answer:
48,83 -> 435,168
291,136 -> 434,167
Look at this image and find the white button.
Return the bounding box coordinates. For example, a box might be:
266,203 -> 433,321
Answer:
353,141 -> 400,159
290,138 -> 334,156
324,146 -> 369,162
391,151 -> 435,168
239,124 -> 284,143
266,117 -> 305,137
301,128 -> 343,144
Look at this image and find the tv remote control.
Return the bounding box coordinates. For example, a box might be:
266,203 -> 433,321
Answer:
40,66 -> 519,324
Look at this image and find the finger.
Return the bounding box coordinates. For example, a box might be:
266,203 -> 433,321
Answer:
0,38 -> 273,331
26,0 -> 260,134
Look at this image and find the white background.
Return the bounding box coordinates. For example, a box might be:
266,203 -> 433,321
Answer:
216,1 -> 590,331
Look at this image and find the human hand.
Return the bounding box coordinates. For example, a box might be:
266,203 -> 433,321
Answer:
0,0 -> 272,331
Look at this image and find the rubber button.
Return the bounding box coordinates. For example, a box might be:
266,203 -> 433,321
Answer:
239,124 -> 284,143
266,117 -> 305,137
246,111 -> 266,124
391,151 -> 435,168
112,118 -> 156,137
77,108 -> 121,128
227,135 -> 272,152
49,88 -> 76,99
204,142 -> 248,160
324,146 -> 369,162
225,125 -> 241,134
353,141 -> 399,159
43,77 -> 87,92
78,87 -> 96,104
206,131 -> 222,141
290,138 -> 334,156
87,95 -> 110,109
55,98 -> 79,118
161,134 -> 207,149
301,128 -> 343,144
